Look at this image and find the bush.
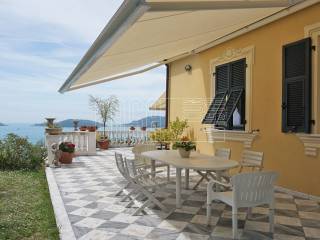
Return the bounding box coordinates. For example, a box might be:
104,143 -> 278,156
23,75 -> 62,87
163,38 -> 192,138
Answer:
0,134 -> 47,170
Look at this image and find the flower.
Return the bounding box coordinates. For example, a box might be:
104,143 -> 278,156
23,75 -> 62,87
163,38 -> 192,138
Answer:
59,142 -> 76,153
173,138 -> 196,152
180,136 -> 189,142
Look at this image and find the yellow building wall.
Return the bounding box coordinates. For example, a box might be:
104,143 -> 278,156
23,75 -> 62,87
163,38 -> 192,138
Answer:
168,4 -> 320,197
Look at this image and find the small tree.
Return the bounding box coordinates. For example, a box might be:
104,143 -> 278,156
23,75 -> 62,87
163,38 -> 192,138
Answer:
89,95 -> 119,139
169,117 -> 188,141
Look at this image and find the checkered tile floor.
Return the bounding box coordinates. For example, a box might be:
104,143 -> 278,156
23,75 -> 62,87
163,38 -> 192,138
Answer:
52,149 -> 320,240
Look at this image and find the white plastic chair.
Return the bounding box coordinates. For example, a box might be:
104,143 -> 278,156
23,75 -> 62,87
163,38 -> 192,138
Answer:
216,148 -> 231,159
239,150 -> 264,173
193,148 -> 231,189
219,150 -> 264,185
207,171 -> 278,239
132,143 -> 171,181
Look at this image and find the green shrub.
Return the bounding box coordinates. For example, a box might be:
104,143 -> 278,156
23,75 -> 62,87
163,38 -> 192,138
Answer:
0,134 -> 47,170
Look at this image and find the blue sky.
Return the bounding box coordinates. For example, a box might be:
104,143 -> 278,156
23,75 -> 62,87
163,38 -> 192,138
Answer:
0,0 -> 166,124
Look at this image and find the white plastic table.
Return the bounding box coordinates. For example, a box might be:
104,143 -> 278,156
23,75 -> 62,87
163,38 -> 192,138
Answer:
141,150 -> 239,208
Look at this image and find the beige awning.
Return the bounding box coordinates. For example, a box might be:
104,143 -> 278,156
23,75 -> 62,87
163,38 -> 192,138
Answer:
149,92 -> 166,110
59,0 -> 315,93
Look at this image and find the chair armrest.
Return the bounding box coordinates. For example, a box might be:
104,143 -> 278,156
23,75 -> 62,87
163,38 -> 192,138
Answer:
207,179 -> 232,189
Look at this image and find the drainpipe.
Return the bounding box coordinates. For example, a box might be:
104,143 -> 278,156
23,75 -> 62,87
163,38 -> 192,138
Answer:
165,64 -> 170,129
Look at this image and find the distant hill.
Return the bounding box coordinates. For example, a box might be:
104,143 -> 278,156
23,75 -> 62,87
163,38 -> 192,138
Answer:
34,119 -> 102,128
123,116 -> 166,128
0,122 -> 6,126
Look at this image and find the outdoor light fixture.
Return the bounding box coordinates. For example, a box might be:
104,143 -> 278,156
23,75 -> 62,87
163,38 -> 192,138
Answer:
185,64 -> 192,72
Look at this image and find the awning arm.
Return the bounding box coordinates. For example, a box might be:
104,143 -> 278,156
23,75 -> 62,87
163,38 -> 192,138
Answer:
148,0 -> 302,12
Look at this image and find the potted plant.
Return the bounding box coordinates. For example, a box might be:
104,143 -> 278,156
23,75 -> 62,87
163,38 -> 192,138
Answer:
59,142 -> 75,164
169,117 -> 188,141
45,118 -> 62,135
88,126 -> 97,132
150,128 -> 172,150
130,126 -> 135,131
46,125 -> 62,135
73,119 -> 79,131
79,126 -> 87,131
173,136 -> 196,158
141,126 -> 147,131
89,95 -> 119,150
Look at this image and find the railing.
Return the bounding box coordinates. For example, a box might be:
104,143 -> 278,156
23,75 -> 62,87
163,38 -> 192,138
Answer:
45,131 -> 96,165
45,130 -> 154,165
97,130 -> 150,147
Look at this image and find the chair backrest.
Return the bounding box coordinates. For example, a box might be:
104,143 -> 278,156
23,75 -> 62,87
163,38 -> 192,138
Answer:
132,143 -> 157,155
125,157 -> 138,179
114,152 -> 129,180
240,150 -> 264,171
231,171 -> 278,208
132,143 -> 157,163
215,148 -> 231,160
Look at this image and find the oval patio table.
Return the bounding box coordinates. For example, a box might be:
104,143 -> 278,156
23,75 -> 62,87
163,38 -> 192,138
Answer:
141,150 -> 239,208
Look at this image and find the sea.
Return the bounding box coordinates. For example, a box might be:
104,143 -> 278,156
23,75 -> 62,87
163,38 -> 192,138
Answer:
0,124 -> 74,144
0,124 -> 152,144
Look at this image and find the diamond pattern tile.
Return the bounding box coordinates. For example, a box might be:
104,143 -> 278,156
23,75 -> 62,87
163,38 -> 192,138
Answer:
52,148 -> 320,239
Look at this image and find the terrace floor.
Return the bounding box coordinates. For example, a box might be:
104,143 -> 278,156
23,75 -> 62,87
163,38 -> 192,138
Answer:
51,149 -> 320,240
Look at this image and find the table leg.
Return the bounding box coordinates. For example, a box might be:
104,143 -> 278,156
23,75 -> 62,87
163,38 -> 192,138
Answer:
176,167 -> 182,208
185,169 -> 189,189
216,171 -> 222,192
151,159 -> 156,179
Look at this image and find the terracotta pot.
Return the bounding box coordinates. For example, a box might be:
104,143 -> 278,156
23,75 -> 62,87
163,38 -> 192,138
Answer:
141,126 -> 147,131
88,126 -> 97,132
178,148 -> 191,158
80,126 -> 87,131
98,140 -> 110,149
45,128 -> 62,135
130,126 -> 135,131
59,152 -> 74,164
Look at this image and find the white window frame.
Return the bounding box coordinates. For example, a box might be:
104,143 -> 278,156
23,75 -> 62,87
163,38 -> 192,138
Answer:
295,23 -> 320,157
209,46 -> 255,133
305,23 -> 320,134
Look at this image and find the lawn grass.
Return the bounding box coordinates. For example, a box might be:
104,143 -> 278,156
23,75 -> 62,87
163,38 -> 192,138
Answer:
0,170 -> 59,240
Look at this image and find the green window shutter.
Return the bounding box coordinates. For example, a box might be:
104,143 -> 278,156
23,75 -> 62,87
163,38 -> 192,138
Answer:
202,59 -> 246,127
282,38 -> 312,133
202,64 -> 229,124
230,59 -> 246,90
216,64 -> 229,93
216,89 -> 244,127
202,91 -> 227,124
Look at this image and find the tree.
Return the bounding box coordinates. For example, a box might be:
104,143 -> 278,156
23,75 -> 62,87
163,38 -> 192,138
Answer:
89,95 -> 119,139
169,117 -> 188,141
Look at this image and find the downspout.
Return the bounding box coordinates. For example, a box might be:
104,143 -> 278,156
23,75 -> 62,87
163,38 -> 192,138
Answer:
165,64 -> 170,129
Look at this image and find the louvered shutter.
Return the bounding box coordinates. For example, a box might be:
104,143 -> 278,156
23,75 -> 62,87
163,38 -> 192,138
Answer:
282,38 -> 311,133
216,89 -> 244,126
202,92 -> 227,124
202,64 -> 229,124
215,59 -> 246,127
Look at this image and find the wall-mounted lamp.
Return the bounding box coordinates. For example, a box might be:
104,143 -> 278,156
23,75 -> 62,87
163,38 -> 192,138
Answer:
185,64 -> 192,72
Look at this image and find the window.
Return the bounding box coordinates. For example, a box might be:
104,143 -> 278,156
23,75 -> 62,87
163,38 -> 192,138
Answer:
282,38 -> 312,133
203,58 -> 246,131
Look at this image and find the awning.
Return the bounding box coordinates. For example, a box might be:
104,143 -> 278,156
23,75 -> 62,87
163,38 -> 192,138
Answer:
149,92 -> 166,110
59,0 -> 314,93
